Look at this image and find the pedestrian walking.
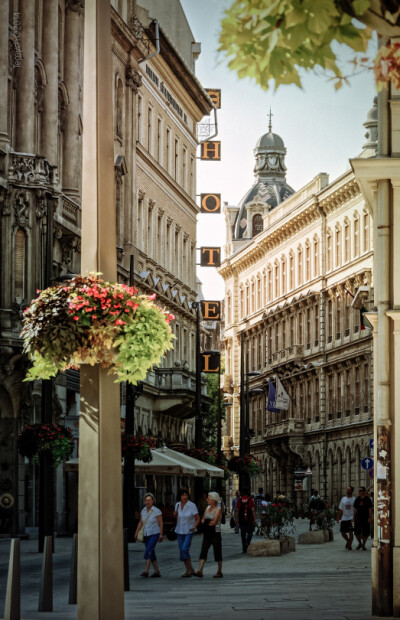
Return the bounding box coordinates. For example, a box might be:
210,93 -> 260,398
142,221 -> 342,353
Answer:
235,488 -> 256,553
231,490 -> 240,533
254,487 -> 265,512
354,486 -> 373,550
173,487 -> 200,577
337,486 -> 356,550
194,491 -> 223,578
134,492 -> 163,578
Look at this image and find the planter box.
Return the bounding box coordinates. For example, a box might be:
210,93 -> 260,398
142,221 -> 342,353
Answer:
298,530 -> 325,544
280,538 -> 290,554
247,539 -> 281,556
286,536 -> 296,552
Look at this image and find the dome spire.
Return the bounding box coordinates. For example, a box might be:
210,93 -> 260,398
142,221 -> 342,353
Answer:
268,107 -> 273,133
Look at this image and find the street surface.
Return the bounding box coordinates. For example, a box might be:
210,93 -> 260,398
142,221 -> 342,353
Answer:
0,518 -> 391,620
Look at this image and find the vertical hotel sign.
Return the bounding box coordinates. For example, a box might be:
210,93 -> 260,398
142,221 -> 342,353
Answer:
200,88 -> 222,269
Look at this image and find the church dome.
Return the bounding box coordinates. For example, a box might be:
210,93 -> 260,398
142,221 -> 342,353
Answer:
233,115 -> 295,240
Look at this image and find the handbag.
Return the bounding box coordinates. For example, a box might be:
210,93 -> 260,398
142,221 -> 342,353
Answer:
230,516 -> 236,529
167,528 -> 177,541
137,508 -> 153,543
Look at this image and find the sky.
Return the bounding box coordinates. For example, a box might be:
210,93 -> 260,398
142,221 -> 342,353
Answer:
180,0 -> 377,300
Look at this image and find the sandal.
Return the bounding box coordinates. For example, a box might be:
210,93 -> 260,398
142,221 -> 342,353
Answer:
140,572 -> 149,578
150,572 -> 161,578
213,573 -> 223,578
181,572 -> 192,578
193,571 -> 203,578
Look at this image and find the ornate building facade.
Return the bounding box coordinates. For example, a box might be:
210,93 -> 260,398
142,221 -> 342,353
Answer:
0,0 -> 213,535
220,104 -> 377,506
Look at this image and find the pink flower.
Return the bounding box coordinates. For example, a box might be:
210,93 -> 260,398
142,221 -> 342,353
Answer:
115,319 -> 126,326
73,316 -> 79,321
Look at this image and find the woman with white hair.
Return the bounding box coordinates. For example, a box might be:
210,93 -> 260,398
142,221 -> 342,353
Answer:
134,492 -> 163,578
194,491 -> 223,578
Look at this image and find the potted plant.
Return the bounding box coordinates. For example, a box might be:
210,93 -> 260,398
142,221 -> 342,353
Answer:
17,423 -> 74,467
260,501 -> 295,540
227,454 -> 261,476
121,433 -> 156,463
21,273 -> 175,383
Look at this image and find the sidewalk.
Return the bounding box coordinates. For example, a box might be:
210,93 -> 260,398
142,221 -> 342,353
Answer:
0,519 -> 388,620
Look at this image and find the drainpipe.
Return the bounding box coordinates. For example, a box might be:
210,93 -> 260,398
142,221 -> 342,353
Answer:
138,20 -> 160,64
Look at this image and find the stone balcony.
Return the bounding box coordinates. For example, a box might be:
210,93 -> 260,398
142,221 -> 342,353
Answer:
8,152 -> 58,187
271,344 -> 303,366
146,366 -> 208,420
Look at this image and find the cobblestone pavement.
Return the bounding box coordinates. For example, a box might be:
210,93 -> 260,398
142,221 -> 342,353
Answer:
0,519 -> 391,620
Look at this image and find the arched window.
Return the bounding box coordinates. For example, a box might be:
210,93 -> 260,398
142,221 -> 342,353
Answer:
256,276 -> 261,309
274,261 -> 280,297
305,241 -> 311,281
354,214 -> 360,257
327,229 -> 332,271
240,287 -> 244,318
252,213 -> 263,236
344,219 -> 350,262
246,283 -> 250,315
267,267 -> 273,301
335,225 -> 342,267
14,228 -> 26,302
297,246 -> 303,285
251,279 -> 255,312
289,252 -> 294,289
313,236 -> 319,277
281,256 -> 287,294
363,210 -> 370,252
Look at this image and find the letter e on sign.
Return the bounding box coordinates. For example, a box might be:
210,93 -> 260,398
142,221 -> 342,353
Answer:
200,247 -> 221,267
206,89 -> 221,109
200,194 -> 221,213
201,141 -> 221,161
201,301 -> 221,320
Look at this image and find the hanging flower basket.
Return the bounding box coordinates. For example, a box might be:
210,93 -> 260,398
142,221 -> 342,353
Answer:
174,446 -> 218,465
121,434 -> 156,463
227,454 -> 261,476
21,274 -> 175,383
17,424 -> 74,468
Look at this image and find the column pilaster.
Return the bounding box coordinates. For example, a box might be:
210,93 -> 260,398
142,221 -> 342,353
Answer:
41,0 -> 59,166
0,3 -> 10,147
16,0 -> 35,153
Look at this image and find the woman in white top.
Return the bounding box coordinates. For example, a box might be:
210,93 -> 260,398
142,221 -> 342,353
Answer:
134,493 -> 164,577
194,491 -> 223,578
173,487 -> 200,577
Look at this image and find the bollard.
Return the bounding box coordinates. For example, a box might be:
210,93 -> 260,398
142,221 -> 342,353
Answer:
68,533 -> 78,604
3,538 -> 20,620
123,528 -> 130,591
38,535 -> 53,612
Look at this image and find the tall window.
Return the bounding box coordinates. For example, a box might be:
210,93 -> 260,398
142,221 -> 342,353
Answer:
305,242 -> 311,281
297,247 -> 303,286
246,284 -> 250,315
240,288 -> 244,318
147,106 -> 153,153
346,369 -> 351,412
257,277 -> 261,309
174,138 -> 179,181
258,333 -> 263,369
314,303 -> 319,344
313,237 -> 319,277
327,299 -> 333,341
355,367 -> 360,409
268,268 -> 273,300
344,220 -> 350,262
354,215 -> 360,257
137,95 -> 142,143
336,302 -> 341,339
227,294 -> 232,325
298,311 -> 303,345
268,328 -> 273,358
182,147 -> 187,191
289,252 -> 294,289
290,315 -> 294,346
274,262 -> 280,297
282,319 -> 286,349
190,156 -> 195,196
306,307 -> 311,345
315,378 -> 320,421
252,213 -> 263,236
364,364 -> 369,410
251,280 -> 255,312
327,230 -> 332,271
337,374 -> 342,413
157,118 -> 162,162
345,293 -> 351,334
14,229 -> 26,302
328,374 -> 334,416
363,211 -> 370,251
281,257 -> 287,294
335,226 -> 341,267
275,324 -> 279,352
165,129 -> 171,174
263,273 -> 267,305
116,77 -> 123,139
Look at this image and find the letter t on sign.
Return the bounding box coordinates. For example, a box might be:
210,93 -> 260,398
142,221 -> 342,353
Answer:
200,247 -> 221,267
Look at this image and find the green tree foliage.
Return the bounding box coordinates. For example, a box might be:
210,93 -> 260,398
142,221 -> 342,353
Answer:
203,372 -> 226,451
218,0 -> 372,90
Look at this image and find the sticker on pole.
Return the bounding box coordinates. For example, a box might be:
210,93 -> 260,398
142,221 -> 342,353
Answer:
361,457 -> 374,471
368,468 -> 374,479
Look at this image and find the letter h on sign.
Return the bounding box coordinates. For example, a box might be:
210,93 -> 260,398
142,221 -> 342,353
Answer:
200,141 -> 221,161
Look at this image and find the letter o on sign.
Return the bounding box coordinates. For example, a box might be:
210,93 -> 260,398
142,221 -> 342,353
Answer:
201,194 -> 221,213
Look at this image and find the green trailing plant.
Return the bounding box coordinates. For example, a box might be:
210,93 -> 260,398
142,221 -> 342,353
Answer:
21,274 -> 175,383
260,501 -> 295,539
227,454 -> 261,476
309,501 -> 338,531
17,424 -> 74,468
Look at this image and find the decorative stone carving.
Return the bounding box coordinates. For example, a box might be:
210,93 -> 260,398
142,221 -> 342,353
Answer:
66,0 -> 84,13
61,234 -> 79,265
129,15 -> 145,40
125,66 -> 142,93
117,246 -> 124,263
14,191 -> 31,228
36,191 -> 47,219
0,190 -> 11,216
